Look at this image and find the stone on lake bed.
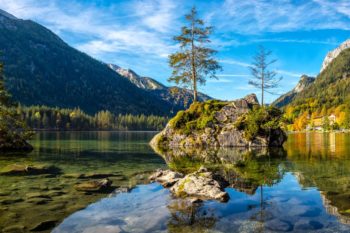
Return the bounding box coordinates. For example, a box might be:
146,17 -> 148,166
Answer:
30,220 -> 57,232
0,197 -> 24,205
63,172 -> 125,179
74,178 -> 113,192
2,225 -> 25,233
0,164 -> 61,176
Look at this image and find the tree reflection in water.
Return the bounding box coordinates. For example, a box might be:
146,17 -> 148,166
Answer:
154,146 -> 287,231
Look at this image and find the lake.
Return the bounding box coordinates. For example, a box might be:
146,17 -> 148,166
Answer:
1,131 -> 350,232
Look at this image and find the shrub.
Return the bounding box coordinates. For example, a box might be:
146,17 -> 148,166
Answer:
235,106 -> 283,141
169,100 -> 227,135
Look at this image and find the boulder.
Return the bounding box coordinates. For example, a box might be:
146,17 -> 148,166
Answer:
150,94 -> 287,149
74,178 -> 112,192
171,170 -> 229,202
0,164 -> 61,176
149,169 -> 184,187
150,168 -> 229,202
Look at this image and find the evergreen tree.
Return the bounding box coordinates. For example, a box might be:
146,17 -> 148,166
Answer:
249,46 -> 282,106
168,7 -> 221,102
0,61 -> 33,150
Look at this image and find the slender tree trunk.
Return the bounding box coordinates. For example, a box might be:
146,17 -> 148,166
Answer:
190,16 -> 197,102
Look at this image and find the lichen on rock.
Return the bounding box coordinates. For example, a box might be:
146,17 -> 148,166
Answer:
150,94 -> 287,149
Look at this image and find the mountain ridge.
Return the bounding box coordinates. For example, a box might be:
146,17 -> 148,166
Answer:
0,9 -> 211,116
272,75 -> 315,108
107,63 -> 213,109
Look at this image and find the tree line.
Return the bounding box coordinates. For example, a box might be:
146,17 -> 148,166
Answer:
13,105 -> 168,131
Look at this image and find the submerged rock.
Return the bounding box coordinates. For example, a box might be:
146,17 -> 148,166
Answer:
74,178 -> 113,192
150,168 -> 229,202
0,137 -> 33,152
0,164 -> 61,176
150,94 -> 287,149
30,220 -> 57,231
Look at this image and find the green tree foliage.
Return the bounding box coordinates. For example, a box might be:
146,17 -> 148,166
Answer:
235,106 -> 284,141
249,46 -> 282,106
0,62 -> 33,150
168,7 -> 221,102
13,105 -> 168,131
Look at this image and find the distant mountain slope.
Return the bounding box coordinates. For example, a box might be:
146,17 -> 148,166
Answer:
272,39 -> 350,130
272,75 -> 315,108
291,46 -> 350,108
108,64 -> 166,90
273,39 -> 350,109
0,9 -> 176,115
108,64 -> 212,109
321,39 -> 350,73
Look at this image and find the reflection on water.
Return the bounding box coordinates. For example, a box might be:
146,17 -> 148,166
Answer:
3,132 -> 350,232
52,132 -> 350,233
0,131 -> 166,232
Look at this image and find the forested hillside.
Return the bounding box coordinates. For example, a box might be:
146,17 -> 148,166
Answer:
282,47 -> 350,130
14,105 -> 168,131
0,10 -> 175,116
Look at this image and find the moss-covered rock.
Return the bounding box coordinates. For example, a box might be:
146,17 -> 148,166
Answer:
151,94 -> 287,149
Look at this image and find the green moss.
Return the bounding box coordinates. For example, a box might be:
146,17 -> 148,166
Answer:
234,106 -> 284,141
169,100 -> 227,135
176,177 -> 191,197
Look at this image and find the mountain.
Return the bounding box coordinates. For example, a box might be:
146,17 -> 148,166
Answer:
272,75 -> 315,107
0,9 -> 185,116
107,64 -> 212,109
273,39 -> 350,109
321,39 -> 350,73
277,38 -> 350,130
107,64 -> 166,90
290,45 -> 350,108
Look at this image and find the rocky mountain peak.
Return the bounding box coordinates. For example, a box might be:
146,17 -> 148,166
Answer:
321,39 -> 350,73
293,75 -> 315,93
107,63 -> 165,90
272,75 -> 315,108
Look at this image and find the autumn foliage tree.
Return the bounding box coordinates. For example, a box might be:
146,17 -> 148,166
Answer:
168,7 -> 221,102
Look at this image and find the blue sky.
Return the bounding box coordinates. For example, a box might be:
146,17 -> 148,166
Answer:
1,0 -> 350,103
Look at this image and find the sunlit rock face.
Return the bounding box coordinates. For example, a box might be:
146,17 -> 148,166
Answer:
272,75 -> 315,108
151,94 -> 287,148
321,39 -> 350,73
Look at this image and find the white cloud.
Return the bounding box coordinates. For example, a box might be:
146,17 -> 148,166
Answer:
213,0 -> 350,34
221,59 -> 302,78
207,78 -> 233,83
217,74 -> 250,77
0,0 -> 178,59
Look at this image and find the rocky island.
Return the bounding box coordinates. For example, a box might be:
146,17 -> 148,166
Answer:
150,94 -> 287,149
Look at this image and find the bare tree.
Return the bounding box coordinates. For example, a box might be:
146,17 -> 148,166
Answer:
249,46 -> 282,106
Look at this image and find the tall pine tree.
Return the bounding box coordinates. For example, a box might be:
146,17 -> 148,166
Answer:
168,7 -> 221,102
